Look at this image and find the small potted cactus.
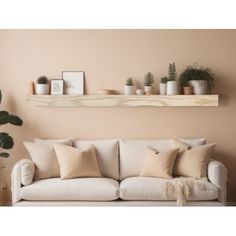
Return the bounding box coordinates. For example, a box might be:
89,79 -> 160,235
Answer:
124,77 -> 135,95
35,76 -> 50,95
166,62 -> 179,95
159,76 -> 168,95
144,72 -> 154,95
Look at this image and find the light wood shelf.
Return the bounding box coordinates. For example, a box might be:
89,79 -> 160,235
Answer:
26,95 -> 219,107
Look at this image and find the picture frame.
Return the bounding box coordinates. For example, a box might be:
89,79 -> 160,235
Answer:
51,79 -> 64,95
62,71 -> 84,95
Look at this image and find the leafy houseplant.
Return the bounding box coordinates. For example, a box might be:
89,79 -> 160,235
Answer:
179,65 -> 214,94
35,76 -> 50,95
124,77 -> 135,95
166,62 -> 179,95
0,90 -> 23,162
144,72 -> 154,95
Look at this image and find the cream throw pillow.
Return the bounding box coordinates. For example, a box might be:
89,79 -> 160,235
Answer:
139,147 -> 179,179
171,140 -> 216,178
24,142 -> 60,180
53,144 -> 102,179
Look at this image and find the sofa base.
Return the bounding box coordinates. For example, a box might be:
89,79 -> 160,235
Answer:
14,200 -> 225,206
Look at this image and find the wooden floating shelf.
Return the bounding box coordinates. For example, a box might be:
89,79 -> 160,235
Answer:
26,95 -> 219,107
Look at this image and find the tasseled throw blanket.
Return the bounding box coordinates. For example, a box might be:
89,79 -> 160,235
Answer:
162,177 -> 207,206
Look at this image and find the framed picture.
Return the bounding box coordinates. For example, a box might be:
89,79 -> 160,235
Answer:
51,79 -> 64,95
62,71 -> 84,95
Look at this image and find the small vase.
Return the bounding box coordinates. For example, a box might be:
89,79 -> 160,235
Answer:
167,81 -> 179,95
159,83 -> 167,95
189,80 -> 207,95
183,86 -> 193,95
144,86 -> 154,95
124,85 -> 135,95
35,84 -> 50,95
136,89 -> 144,95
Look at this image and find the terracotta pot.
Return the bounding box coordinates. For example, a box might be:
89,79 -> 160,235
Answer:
144,86 -> 154,95
183,86 -> 193,95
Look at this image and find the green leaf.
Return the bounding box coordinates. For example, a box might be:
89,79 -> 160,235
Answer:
0,114 -> 10,125
8,115 -> 23,126
0,152 -> 9,158
0,111 -> 9,118
0,90 -> 2,104
0,132 -> 14,149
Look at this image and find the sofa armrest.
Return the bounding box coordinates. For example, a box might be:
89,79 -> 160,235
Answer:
208,160 -> 227,205
11,159 -> 35,205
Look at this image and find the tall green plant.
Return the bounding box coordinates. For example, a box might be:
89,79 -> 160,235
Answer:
0,90 -> 23,158
168,62 -> 177,81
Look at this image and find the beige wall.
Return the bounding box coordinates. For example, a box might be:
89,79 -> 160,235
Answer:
0,29 -> 236,203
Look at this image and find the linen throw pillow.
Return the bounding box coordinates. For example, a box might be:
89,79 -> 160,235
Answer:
53,144 -> 102,179
171,140 -> 216,178
139,147 -> 179,179
34,137 -> 73,146
24,142 -> 60,180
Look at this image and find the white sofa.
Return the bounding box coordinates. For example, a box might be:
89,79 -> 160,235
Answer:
11,138 -> 227,206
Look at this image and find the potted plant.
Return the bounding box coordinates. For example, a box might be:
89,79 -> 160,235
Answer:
35,76 -> 50,95
124,77 -> 135,95
144,72 -> 154,95
159,76 -> 168,95
167,62 -> 179,95
179,70 -> 193,95
180,65 -> 214,95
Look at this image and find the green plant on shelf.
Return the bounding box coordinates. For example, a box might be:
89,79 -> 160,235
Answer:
125,77 -> 134,86
37,76 -> 48,84
144,72 -> 154,86
168,62 -> 177,81
160,76 -> 169,83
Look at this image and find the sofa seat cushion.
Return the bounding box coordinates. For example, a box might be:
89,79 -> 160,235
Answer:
20,178 -> 119,201
120,177 -> 218,201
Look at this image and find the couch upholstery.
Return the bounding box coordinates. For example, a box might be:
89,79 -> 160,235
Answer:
11,138 -> 227,206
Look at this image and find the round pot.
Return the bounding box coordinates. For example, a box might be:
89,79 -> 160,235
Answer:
144,86 -> 154,95
183,86 -> 193,95
189,80 -> 207,95
35,84 -> 50,95
124,85 -> 135,95
159,83 -> 167,95
136,89 -> 144,95
167,81 -> 179,95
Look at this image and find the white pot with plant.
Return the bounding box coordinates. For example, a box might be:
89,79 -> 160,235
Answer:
35,76 -> 50,95
159,76 -> 168,95
124,77 -> 135,95
166,62 -> 179,95
144,72 -> 154,95
180,65 -> 214,95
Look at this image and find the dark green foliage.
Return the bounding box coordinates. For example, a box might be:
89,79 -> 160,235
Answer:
37,76 -> 48,84
126,78 -> 134,86
144,72 -> 154,86
168,62 -> 177,81
0,89 -> 23,158
179,65 -> 214,92
160,76 -> 169,83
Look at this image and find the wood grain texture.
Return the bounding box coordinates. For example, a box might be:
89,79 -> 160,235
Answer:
26,95 -> 219,107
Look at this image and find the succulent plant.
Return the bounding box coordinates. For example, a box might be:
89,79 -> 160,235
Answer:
144,72 -> 154,86
160,76 -> 168,83
126,77 -> 134,86
168,62 -> 177,81
37,76 -> 48,84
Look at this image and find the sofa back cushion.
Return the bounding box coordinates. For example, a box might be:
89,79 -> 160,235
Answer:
73,139 -> 119,180
119,138 -> 206,180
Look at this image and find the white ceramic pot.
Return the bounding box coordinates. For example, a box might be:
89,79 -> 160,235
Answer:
144,86 -> 153,95
136,89 -> 144,95
189,80 -> 207,95
167,81 -> 179,95
35,84 -> 50,95
159,83 -> 167,95
124,85 -> 135,95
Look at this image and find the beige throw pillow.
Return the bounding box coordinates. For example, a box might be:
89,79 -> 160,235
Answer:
53,144 -> 102,179
171,140 -> 216,178
139,147 -> 179,179
34,137 -> 73,146
24,142 -> 60,180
